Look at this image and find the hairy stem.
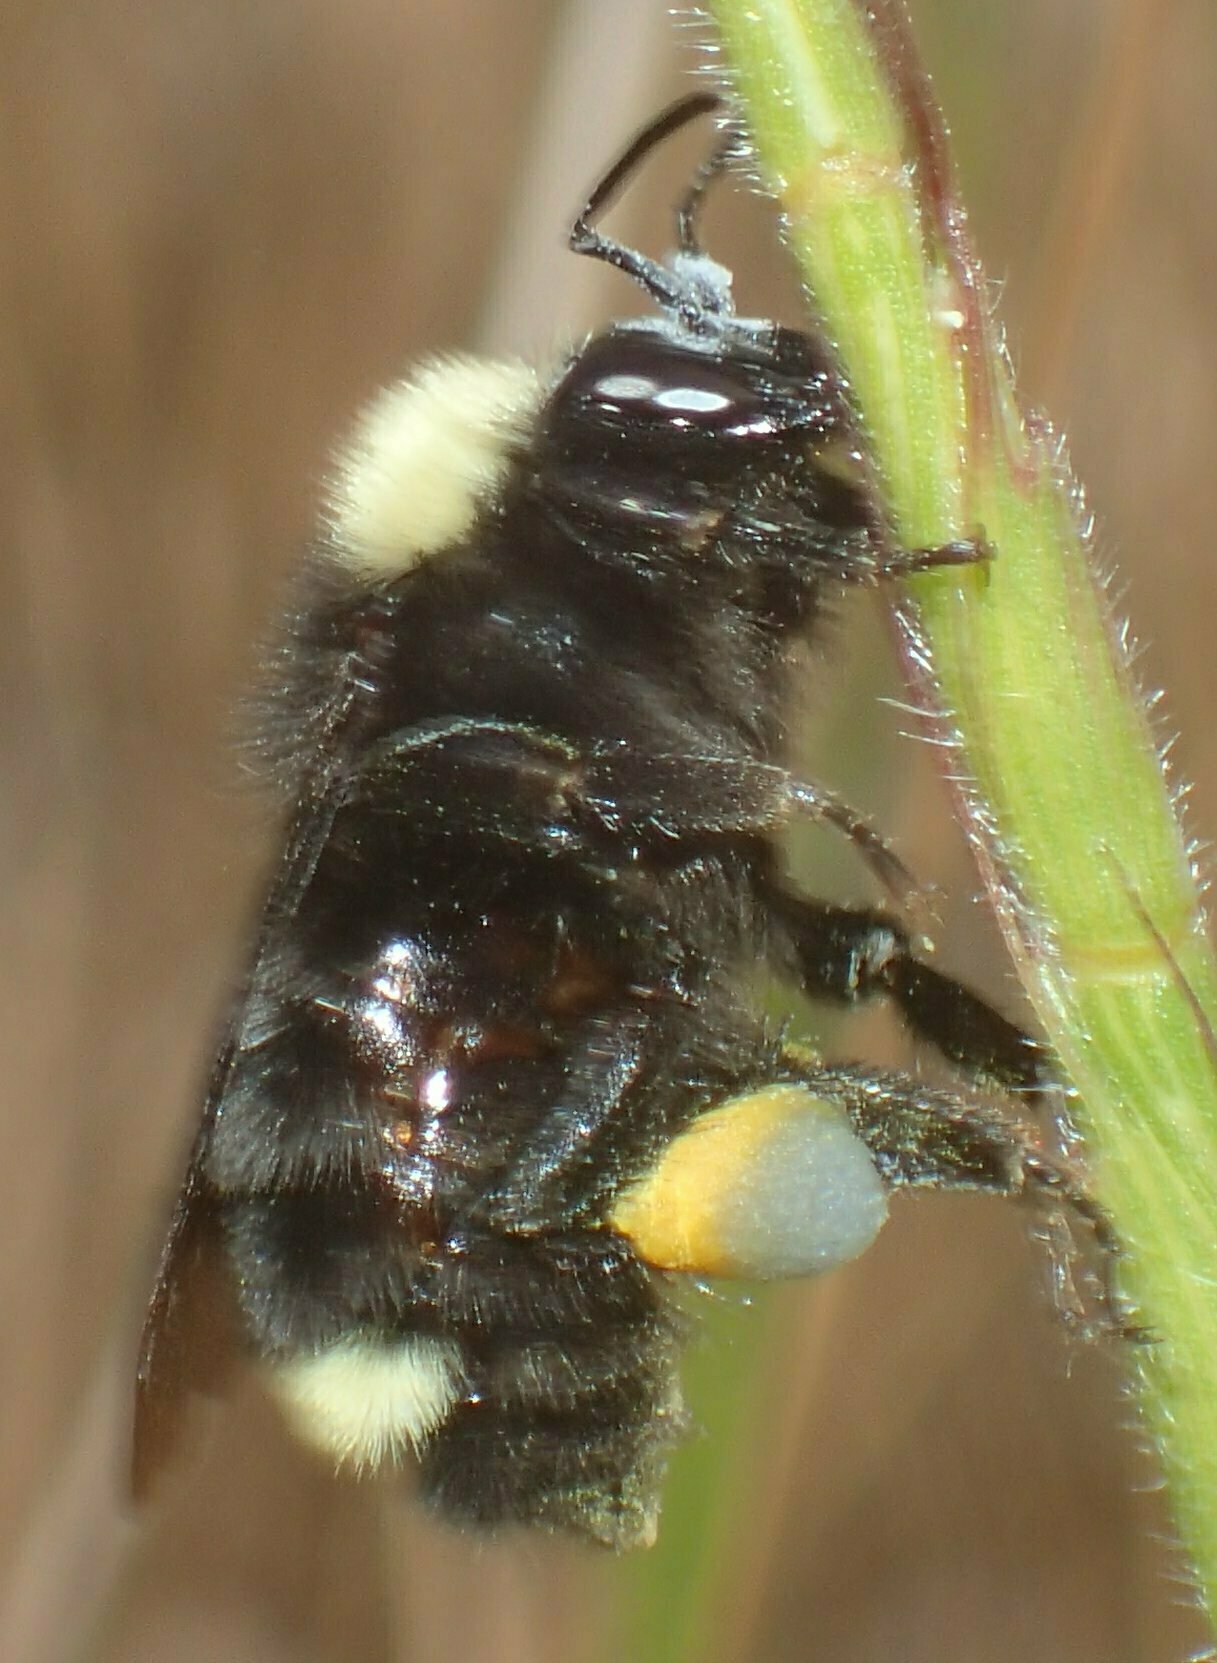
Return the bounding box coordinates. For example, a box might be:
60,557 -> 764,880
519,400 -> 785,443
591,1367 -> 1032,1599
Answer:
706,0 -> 1217,1621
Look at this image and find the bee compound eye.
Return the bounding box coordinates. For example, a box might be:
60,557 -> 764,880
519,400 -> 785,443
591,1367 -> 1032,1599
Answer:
555,330 -> 778,441
585,361 -> 762,434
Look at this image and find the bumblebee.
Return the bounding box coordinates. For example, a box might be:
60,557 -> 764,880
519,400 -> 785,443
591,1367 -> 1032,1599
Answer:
135,93 -> 1113,1550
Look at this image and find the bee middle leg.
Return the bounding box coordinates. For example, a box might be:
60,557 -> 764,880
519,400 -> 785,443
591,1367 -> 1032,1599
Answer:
763,884 -> 1050,1097
508,740 -> 1048,1096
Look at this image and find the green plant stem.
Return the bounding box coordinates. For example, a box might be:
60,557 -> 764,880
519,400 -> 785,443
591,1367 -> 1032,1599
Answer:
707,0 -> 1217,1620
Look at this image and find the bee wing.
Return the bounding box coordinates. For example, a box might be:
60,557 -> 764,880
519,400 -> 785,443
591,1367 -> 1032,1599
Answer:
133,803 -> 348,1492
132,1039 -> 242,1499
134,612 -> 376,1495
132,1177 -> 230,1500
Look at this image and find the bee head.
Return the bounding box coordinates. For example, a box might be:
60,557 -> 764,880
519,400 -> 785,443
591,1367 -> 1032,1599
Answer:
547,92 -> 871,597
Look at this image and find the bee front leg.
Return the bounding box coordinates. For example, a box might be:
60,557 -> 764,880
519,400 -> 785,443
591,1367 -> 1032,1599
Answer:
867,535 -> 990,580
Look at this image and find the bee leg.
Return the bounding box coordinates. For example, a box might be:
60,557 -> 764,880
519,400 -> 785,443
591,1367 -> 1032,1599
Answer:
765,887 -> 1049,1096
868,535 -> 991,580
804,1063 -> 1042,1194
604,1060 -> 1133,1337
360,730 -> 913,913
810,531 -> 990,586
479,1007 -> 656,1232
579,749 -> 919,905
792,1062 -> 1141,1342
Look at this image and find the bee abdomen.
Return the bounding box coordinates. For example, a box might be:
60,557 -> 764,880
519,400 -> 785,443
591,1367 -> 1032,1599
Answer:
421,1227 -> 686,1548
243,1187 -> 685,1547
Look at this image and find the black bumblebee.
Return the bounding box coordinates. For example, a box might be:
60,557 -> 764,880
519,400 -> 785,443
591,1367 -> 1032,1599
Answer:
135,92 -> 1115,1550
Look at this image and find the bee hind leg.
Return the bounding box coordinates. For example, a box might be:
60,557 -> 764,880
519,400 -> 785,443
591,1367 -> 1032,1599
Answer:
800,1058 -> 1142,1344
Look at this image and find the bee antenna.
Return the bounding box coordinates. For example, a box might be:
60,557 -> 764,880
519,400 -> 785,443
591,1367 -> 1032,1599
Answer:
569,91 -> 728,330
676,119 -> 741,257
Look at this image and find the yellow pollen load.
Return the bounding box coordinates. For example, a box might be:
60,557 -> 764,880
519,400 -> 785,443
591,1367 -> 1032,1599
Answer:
609,1082 -> 888,1280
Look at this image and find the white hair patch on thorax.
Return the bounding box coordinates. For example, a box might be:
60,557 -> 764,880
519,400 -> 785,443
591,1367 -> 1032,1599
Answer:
268,1334 -> 465,1469
328,354 -> 544,575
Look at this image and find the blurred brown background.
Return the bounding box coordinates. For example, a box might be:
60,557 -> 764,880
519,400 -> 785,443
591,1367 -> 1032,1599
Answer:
2,1 -> 1215,1659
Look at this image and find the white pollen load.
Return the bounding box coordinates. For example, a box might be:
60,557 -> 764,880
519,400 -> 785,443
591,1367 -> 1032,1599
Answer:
328,354 -> 544,574
716,1096 -> 889,1279
269,1335 -> 465,1469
